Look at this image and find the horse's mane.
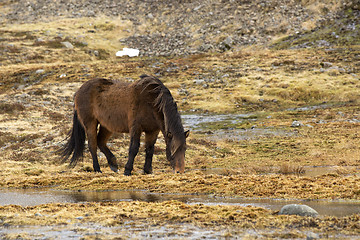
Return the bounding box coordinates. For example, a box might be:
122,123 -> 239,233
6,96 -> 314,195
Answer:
136,75 -> 185,139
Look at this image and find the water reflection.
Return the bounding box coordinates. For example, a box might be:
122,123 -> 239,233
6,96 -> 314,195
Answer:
0,189 -> 359,217
181,113 -> 296,140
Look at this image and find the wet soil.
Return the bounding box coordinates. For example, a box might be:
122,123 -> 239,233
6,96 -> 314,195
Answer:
1,199 -> 360,239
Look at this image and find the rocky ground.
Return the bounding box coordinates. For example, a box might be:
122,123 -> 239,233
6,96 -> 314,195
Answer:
1,0 -> 359,56
1,0 -> 360,239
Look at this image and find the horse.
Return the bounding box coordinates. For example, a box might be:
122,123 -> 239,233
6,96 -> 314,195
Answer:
59,74 -> 189,176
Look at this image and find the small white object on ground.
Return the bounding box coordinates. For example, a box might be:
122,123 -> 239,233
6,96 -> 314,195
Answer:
116,48 -> 140,57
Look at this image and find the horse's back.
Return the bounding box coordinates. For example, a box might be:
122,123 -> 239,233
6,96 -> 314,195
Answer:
74,77 -> 162,134
75,78 -> 132,133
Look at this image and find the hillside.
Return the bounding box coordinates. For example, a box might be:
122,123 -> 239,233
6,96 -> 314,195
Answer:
1,0 -> 359,57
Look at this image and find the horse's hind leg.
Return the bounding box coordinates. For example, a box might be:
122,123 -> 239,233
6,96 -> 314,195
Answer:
143,131 -> 159,174
85,121 -> 102,173
97,125 -> 118,173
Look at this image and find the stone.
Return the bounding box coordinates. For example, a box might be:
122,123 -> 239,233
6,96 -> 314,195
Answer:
279,204 -> 319,217
306,232 -> 319,240
60,41 -> 74,49
291,120 -> 304,127
194,79 -> 205,85
320,62 -> 333,68
36,38 -> 45,43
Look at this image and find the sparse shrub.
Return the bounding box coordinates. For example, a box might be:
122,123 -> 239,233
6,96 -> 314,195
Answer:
94,23 -> 116,31
23,168 -> 44,176
0,102 -> 25,114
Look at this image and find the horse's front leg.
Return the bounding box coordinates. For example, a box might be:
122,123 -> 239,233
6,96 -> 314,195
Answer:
124,128 -> 141,176
144,131 -> 159,174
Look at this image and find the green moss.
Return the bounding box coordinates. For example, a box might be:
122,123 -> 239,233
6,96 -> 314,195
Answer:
94,22 -> 116,31
271,10 -> 360,50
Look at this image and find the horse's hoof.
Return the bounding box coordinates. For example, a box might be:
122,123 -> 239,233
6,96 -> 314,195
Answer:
124,170 -> 131,176
110,165 -> 119,173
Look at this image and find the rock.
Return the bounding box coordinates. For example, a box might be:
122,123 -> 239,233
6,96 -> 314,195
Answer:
223,36 -> 233,46
279,204 -> 319,217
17,85 -> 26,90
291,120 -> 304,127
36,38 -> 45,43
194,79 -> 205,85
316,40 -> 331,47
198,44 -> 213,52
219,37 -> 233,51
194,5 -> 202,11
306,232 -> 319,240
35,69 -> 45,74
320,62 -> 333,68
60,41 -> 74,49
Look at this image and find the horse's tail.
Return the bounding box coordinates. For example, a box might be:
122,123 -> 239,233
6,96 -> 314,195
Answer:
58,110 -> 86,167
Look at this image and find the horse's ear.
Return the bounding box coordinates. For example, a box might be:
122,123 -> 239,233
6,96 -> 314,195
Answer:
184,130 -> 190,138
167,132 -> 173,139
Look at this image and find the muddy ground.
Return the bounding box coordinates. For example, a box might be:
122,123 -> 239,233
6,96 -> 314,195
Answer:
1,0 -> 360,239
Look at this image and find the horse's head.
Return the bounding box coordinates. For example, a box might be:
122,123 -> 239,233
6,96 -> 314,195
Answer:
165,130 -> 190,173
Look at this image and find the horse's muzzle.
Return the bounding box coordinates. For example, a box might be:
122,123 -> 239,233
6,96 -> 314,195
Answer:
174,166 -> 185,174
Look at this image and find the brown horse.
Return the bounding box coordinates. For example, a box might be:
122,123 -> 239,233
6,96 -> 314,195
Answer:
59,75 -> 189,175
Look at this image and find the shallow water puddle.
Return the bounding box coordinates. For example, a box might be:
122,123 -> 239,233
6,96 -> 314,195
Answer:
182,113 -> 254,129
1,188 -> 359,217
182,113 -> 296,140
0,222 -> 235,240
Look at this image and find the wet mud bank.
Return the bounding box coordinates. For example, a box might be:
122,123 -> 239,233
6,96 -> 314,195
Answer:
1,199 -> 360,239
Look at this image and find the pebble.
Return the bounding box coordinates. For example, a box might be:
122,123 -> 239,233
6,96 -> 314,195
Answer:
306,232 -> 320,240
60,41 -> 74,49
36,38 -> 45,43
17,85 -> 26,90
194,79 -> 205,85
291,120 -> 304,127
320,62 -> 333,68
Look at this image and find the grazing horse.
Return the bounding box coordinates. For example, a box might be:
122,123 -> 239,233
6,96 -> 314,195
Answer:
59,75 -> 189,175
